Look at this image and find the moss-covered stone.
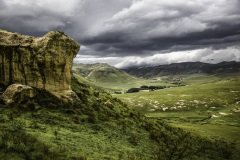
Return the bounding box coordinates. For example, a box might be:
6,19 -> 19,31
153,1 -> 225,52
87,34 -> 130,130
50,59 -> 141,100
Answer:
0,29 -> 80,102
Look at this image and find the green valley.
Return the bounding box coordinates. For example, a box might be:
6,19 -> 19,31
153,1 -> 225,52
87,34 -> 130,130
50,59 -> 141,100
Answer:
114,74 -> 240,159
72,62 -> 240,159
1,29 -> 239,160
73,63 -> 173,91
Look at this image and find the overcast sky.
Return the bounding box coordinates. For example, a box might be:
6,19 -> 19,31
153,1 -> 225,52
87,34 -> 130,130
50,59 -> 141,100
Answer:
1,0 -> 240,68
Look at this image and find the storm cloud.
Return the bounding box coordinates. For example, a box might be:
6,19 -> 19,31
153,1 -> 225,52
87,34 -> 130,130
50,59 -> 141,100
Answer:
0,0 -> 240,66
74,46 -> 240,68
82,0 -> 240,55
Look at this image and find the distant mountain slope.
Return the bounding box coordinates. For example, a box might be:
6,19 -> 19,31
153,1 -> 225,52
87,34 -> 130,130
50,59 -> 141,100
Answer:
123,61 -> 240,77
73,63 -> 137,84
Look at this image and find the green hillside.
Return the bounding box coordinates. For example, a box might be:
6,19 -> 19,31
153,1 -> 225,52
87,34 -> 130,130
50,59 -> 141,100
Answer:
114,74 -> 240,159
73,63 -> 139,89
73,63 -> 136,82
0,76 -> 235,160
73,63 -> 174,91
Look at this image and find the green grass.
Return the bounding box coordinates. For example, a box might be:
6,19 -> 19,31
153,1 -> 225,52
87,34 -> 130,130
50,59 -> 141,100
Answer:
171,123 -> 240,145
0,109 -> 156,159
96,78 -> 173,91
73,63 -> 140,91
115,76 -> 240,112
0,76 -> 236,159
114,74 -> 240,159
73,63 -> 174,91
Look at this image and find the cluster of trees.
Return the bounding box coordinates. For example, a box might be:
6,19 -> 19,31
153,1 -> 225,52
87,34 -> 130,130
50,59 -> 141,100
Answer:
126,85 -> 167,93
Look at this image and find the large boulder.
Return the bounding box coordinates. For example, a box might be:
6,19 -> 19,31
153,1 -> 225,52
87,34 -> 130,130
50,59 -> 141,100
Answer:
0,29 -> 80,102
1,84 -> 36,105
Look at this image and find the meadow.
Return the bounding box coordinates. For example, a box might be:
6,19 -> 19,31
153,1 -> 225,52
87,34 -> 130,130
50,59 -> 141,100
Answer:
1,77 -> 235,160
114,74 -> 240,158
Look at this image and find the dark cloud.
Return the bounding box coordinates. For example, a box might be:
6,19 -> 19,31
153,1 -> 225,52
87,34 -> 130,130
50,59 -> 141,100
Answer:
74,45 -> 240,68
0,0 -> 81,35
0,0 -> 240,66
80,0 -> 240,56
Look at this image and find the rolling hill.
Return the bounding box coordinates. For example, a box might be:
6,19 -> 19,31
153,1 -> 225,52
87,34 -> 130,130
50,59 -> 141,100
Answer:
123,61 -> 240,78
73,63 -> 137,83
73,63 -> 146,90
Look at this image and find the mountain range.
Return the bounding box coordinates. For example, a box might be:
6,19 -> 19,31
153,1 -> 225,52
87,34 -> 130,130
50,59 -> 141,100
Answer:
123,61 -> 240,78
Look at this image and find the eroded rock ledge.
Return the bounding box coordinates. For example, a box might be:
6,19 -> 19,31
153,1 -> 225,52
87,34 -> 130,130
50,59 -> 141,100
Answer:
0,29 -> 80,102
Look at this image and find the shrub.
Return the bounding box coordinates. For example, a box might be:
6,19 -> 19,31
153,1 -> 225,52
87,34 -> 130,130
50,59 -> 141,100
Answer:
148,86 -> 166,90
127,88 -> 140,93
140,85 -> 149,90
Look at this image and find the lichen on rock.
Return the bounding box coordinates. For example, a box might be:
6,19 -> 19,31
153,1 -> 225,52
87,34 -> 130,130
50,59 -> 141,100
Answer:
0,29 -> 80,103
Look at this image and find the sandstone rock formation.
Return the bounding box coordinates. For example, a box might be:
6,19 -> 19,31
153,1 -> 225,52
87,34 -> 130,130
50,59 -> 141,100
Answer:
1,84 -> 36,105
0,29 -> 80,102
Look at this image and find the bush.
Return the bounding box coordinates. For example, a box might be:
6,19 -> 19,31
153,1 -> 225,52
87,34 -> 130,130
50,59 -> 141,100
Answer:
127,88 -> 140,93
140,85 -> 149,90
148,86 -> 166,90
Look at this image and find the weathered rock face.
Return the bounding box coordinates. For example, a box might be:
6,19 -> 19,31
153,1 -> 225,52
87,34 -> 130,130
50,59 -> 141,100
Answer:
0,29 -> 80,102
1,84 -> 36,105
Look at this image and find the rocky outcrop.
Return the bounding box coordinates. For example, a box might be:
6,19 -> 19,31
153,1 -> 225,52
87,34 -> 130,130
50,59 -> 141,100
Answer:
1,84 -> 36,105
0,29 -> 80,102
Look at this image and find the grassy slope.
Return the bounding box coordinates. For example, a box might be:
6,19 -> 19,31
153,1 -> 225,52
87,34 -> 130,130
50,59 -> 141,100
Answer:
114,74 -> 240,159
0,76 -> 237,160
115,75 -> 240,111
77,73 -> 174,92
73,63 -> 172,91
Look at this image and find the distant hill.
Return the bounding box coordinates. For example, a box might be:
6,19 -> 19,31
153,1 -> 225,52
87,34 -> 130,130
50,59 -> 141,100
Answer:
73,63 -> 137,85
123,61 -> 240,77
